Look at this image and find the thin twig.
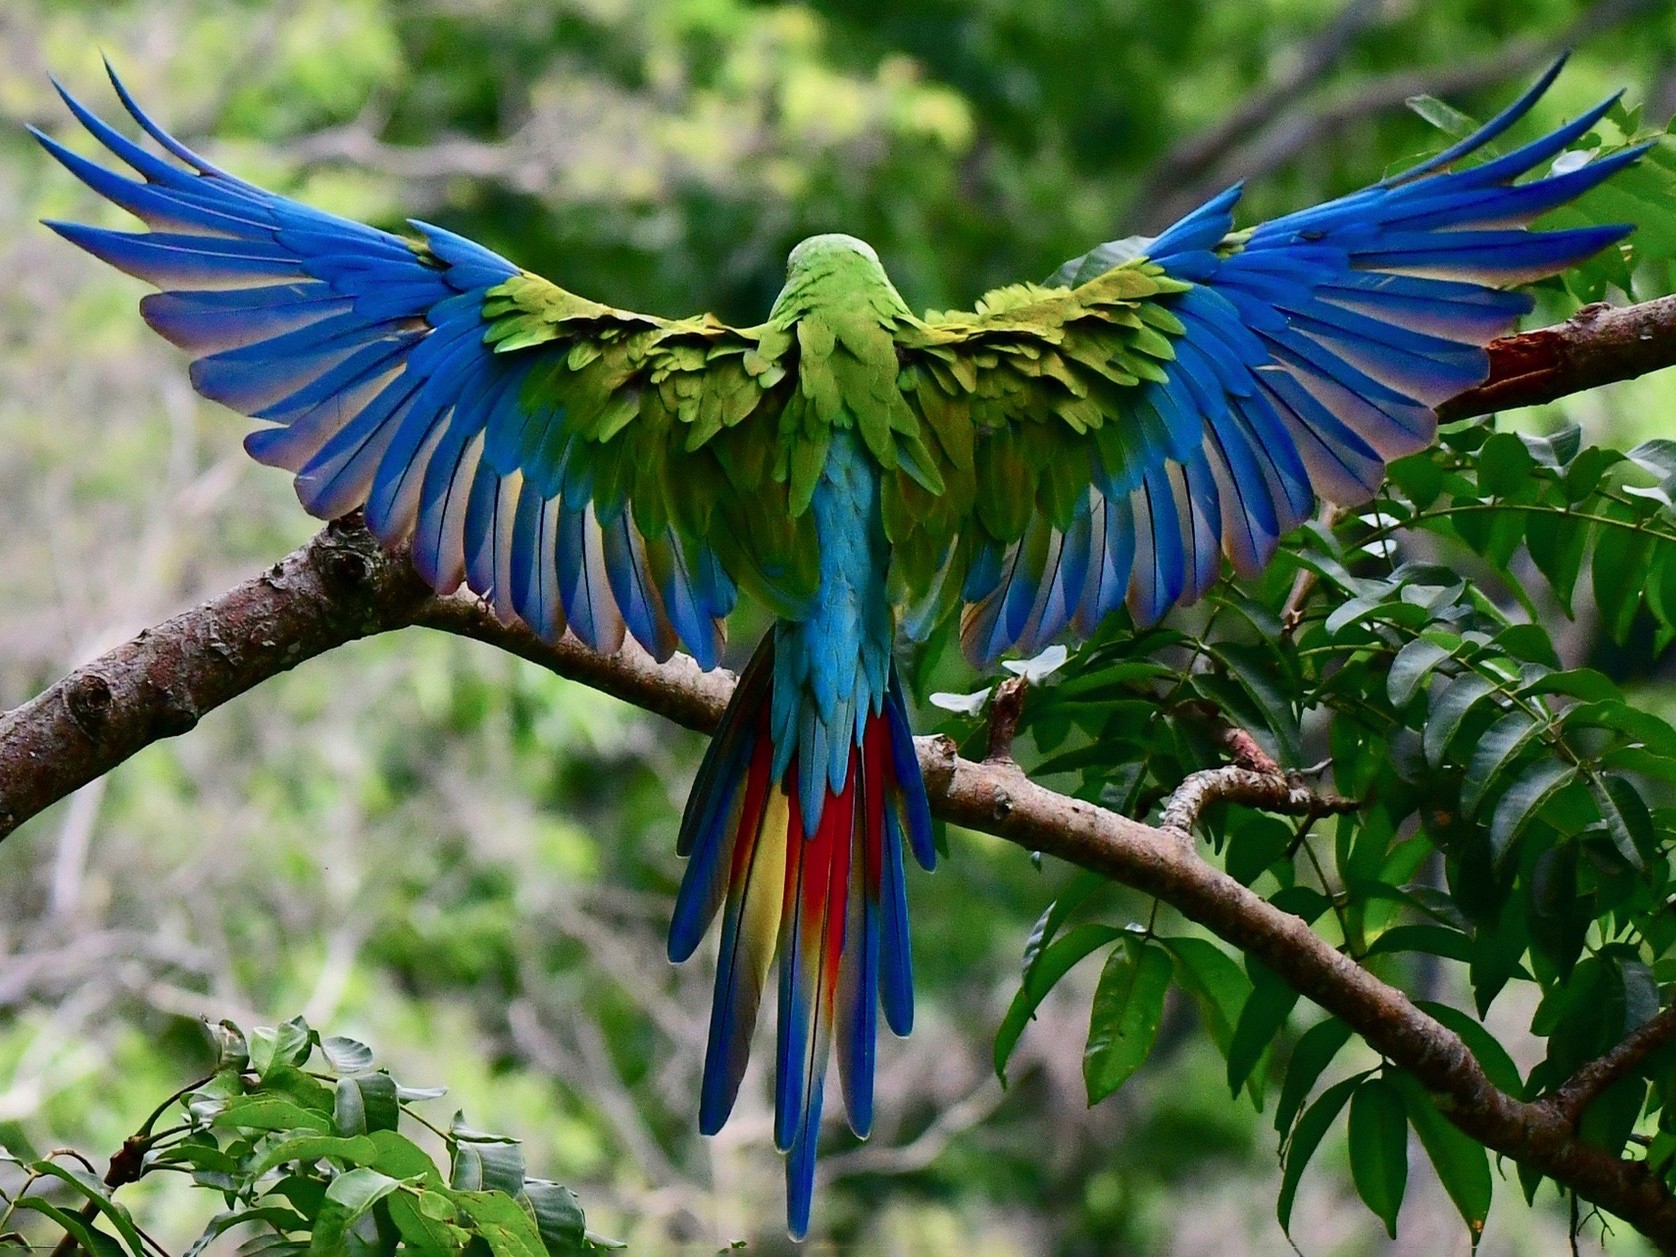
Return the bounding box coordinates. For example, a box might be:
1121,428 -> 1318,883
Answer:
985,675 -> 1029,762
1158,763 -> 1357,838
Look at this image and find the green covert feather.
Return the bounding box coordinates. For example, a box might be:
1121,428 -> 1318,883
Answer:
468,239 -> 1196,635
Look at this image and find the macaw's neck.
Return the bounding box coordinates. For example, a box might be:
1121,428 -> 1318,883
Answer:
767,235 -> 913,325
769,430 -> 895,834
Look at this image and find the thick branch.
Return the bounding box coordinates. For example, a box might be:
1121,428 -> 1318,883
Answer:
1440,297 -> 1676,420
7,294 -> 1676,1241
0,521 -> 434,834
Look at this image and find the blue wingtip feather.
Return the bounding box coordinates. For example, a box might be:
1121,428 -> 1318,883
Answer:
1382,52 -> 1570,187
103,58 -> 236,180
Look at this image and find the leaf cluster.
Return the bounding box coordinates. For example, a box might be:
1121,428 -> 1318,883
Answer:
0,1018 -> 618,1257
946,415 -> 1676,1245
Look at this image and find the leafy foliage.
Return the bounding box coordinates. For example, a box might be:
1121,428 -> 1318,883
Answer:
958,409 -> 1676,1246
0,1018 -> 617,1257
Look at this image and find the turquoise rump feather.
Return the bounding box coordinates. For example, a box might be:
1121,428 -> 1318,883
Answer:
36,56 -> 1644,1237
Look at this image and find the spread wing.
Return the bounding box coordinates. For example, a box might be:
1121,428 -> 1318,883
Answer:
35,67 -> 822,669
884,59 -> 1646,666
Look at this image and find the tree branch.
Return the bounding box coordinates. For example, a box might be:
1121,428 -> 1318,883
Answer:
1440,297 -> 1676,421
1157,763 -> 1357,838
7,295 -> 1676,1241
1551,1006 -> 1676,1126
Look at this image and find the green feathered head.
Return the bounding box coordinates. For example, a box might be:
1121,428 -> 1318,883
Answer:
770,233 -> 912,323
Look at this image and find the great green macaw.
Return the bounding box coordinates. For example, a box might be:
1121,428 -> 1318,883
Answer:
37,58 -> 1644,1238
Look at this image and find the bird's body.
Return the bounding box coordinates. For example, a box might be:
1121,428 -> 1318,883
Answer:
36,60 -> 1648,1237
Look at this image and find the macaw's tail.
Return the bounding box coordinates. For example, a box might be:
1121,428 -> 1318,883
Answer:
667,633 -> 935,1239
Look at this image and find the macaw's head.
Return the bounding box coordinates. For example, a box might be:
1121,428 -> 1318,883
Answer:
769,233 -> 911,323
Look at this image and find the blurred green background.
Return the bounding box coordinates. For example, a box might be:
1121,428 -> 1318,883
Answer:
2,0 -> 1675,1252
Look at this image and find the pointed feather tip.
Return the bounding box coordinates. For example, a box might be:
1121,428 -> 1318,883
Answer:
40,218 -> 113,256
1383,52 -> 1574,188
101,56 -> 218,173
46,72 -> 78,113
24,123 -> 57,155
99,52 -> 124,93
697,1092 -> 732,1137
783,1080 -> 824,1241
666,914 -> 703,964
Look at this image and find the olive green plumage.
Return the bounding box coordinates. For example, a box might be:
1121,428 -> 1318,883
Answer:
478,232 -> 1188,629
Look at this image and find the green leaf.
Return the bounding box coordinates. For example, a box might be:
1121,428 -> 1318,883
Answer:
206,1021 -> 250,1073
1477,431 -> 1533,497
1589,773 -> 1653,869
251,1019 -> 314,1080
1387,638 -> 1451,709
336,1074 -> 401,1136
451,1123 -> 526,1197
250,1134 -> 381,1178
1620,955 -> 1661,1035
1462,712 -> 1541,814
184,1207 -> 311,1257
186,1070 -> 245,1124
1519,667 -> 1620,703
1162,936 -> 1252,1060
386,1191 -> 470,1253
1208,641 -> 1301,764
327,1167 -> 401,1213
1223,815 -> 1292,886
1364,923 -> 1472,962
994,924 -> 1126,1083
1524,508 -> 1587,612
1348,1077 -> 1409,1238
523,1179 -> 587,1254
1521,424 -> 1582,469
1424,674 -> 1497,767
1389,452 -> 1443,508
1019,870 -> 1108,983
1227,961 -> 1299,1100
308,1169 -> 401,1257
13,1199 -> 125,1257
1082,937 -> 1172,1104
1594,503 -> 1656,643
1579,1074 -> 1648,1155
25,1162 -> 148,1257
364,1131 -> 445,1187
320,1037 -> 375,1074
452,1190 -> 549,1257
1273,1018 -> 1354,1139
214,1096 -> 334,1135
1278,1075 -> 1360,1236
1489,762 -> 1575,864
1388,1072 -> 1492,1246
